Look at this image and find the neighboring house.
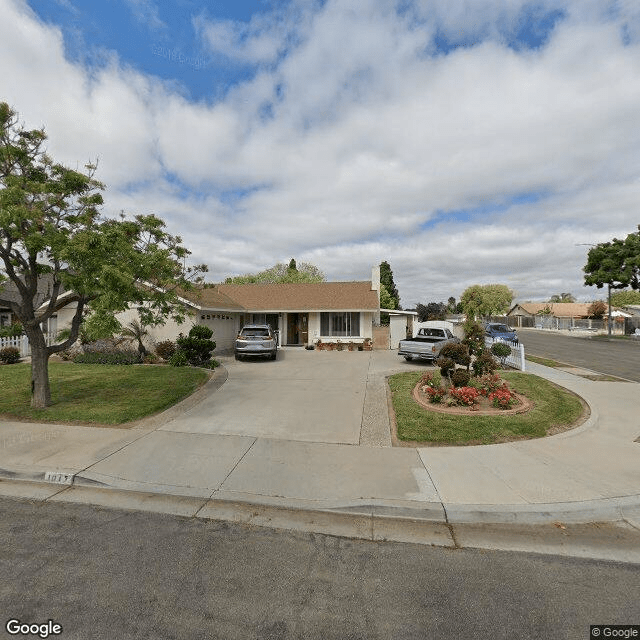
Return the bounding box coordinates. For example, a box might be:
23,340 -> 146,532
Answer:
0,275 -> 69,335
77,267 -> 384,353
507,302 -> 630,330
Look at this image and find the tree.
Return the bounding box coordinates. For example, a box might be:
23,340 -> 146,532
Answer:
583,225 -> 640,335
587,300 -> 607,319
379,261 -> 400,309
379,284 -> 395,310
415,302 -> 447,321
611,290 -> 640,306
549,293 -> 576,303
0,102 -> 207,408
460,284 -> 514,318
224,260 -> 325,284
120,319 -> 149,357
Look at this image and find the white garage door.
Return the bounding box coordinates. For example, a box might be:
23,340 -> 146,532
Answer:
199,313 -> 238,351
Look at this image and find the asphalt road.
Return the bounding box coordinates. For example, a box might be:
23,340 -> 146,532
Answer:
1,497 -> 638,640
518,328 -> 640,382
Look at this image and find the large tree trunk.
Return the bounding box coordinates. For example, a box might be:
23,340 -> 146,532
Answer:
27,329 -> 51,408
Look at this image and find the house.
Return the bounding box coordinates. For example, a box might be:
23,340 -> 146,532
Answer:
113,267 -> 383,352
0,275 -> 73,335
507,302 -> 630,331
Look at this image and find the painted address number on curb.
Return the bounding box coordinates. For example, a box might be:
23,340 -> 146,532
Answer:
44,471 -> 74,485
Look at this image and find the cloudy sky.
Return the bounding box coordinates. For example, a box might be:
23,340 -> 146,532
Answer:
1,0 -> 639,307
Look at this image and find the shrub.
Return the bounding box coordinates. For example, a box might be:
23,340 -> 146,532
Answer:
155,340 -> 177,361
199,358 -> 220,370
176,325 -> 216,366
425,386 -> 446,403
0,347 -> 21,364
143,353 -> 160,364
73,350 -> 142,365
448,386 -> 480,406
471,373 -> 503,396
489,385 -> 517,409
0,322 -> 22,338
491,342 -> 511,362
420,370 -> 442,390
436,356 -> 455,378
462,319 -> 485,357
451,369 -> 471,388
440,343 -> 471,369
169,349 -> 189,367
472,349 -> 497,376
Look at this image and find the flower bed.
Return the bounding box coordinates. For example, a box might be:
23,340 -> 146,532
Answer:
413,372 -> 533,416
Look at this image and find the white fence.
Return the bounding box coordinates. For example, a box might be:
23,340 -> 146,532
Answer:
0,334 -> 59,358
485,337 -> 525,371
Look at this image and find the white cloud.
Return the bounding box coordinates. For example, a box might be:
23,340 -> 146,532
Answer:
124,0 -> 166,31
1,0 -> 639,307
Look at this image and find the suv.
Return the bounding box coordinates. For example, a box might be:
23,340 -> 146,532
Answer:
235,324 -> 278,360
484,323 -> 518,343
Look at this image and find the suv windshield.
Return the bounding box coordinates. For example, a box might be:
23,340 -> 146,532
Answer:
490,324 -> 510,332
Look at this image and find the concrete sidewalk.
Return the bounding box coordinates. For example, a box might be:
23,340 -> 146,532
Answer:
1,353 -> 639,541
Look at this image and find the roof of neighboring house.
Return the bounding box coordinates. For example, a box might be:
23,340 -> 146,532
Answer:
508,302 -> 612,318
0,274 -> 63,308
195,281 -> 380,312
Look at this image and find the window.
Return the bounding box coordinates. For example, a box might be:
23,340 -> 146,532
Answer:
320,312 -> 360,337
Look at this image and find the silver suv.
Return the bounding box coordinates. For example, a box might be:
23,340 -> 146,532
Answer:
235,324 -> 278,361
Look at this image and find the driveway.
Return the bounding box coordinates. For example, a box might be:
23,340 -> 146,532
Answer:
160,348 -> 399,444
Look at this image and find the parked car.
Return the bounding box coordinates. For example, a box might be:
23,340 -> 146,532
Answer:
398,327 -> 460,362
484,323 -> 518,343
235,324 -> 278,360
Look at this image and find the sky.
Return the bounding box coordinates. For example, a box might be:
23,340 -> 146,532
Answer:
1,0 -> 639,308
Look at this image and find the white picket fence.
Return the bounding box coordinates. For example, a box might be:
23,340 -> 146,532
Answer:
0,333 -> 59,358
485,337 -> 526,371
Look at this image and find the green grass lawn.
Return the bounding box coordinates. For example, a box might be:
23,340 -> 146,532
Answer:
0,363 -> 209,425
388,371 -> 585,445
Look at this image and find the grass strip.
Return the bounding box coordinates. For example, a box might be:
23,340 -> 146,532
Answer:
389,371 -> 584,445
0,363 -> 209,425
525,355 -> 563,368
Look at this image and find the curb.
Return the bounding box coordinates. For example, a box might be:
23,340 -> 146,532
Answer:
1,469 -> 639,528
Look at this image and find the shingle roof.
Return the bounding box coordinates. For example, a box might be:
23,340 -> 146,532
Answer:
181,281 -> 379,312
176,286 -> 245,311
509,302 -> 612,318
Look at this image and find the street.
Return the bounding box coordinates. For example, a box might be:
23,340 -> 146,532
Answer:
0,497 -> 638,640
518,329 -> 640,382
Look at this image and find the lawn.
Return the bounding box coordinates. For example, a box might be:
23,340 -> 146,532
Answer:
388,371 -> 585,445
0,363 -> 209,425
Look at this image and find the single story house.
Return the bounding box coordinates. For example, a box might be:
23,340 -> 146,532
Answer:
111,267 -> 384,352
507,302 -> 630,330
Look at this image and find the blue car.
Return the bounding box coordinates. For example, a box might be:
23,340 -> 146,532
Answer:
484,323 -> 518,343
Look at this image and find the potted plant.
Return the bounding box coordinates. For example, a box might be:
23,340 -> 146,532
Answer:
336,339 -> 344,351
316,339 -> 324,351
357,342 -> 364,351
326,342 -> 335,351
363,337 -> 373,351
348,341 -> 354,351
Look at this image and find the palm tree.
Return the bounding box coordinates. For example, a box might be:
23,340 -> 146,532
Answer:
121,320 -> 149,356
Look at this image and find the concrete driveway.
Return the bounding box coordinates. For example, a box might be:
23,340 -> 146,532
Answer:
160,348 -> 396,444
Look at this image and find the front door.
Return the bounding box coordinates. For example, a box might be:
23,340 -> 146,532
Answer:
286,313 -> 308,345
